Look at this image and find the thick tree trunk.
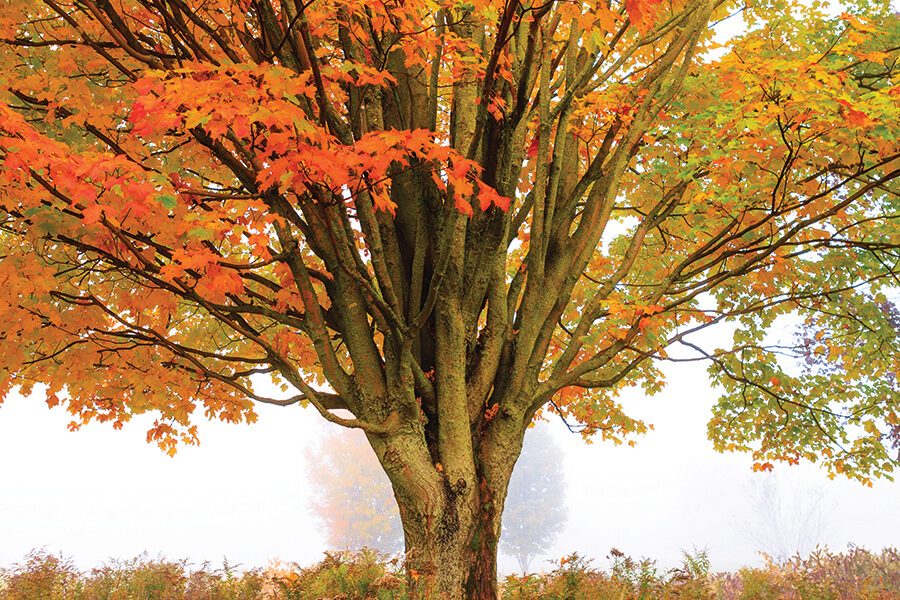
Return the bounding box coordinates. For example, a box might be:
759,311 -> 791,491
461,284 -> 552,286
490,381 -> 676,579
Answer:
376,427 -> 521,600
401,502 -> 500,600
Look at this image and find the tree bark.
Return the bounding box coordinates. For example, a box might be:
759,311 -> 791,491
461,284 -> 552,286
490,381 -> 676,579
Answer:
376,421 -> 522,600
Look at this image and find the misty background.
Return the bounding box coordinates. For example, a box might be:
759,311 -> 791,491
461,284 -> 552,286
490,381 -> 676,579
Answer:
3,357 -> 899,577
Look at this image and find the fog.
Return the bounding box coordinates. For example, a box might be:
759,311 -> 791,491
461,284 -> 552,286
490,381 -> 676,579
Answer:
3,358 -> 899,577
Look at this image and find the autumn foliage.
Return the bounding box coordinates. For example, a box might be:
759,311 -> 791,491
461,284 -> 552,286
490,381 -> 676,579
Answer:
1,0 -> 900,597
5,546 -> 900,600
306,429 -> 406,554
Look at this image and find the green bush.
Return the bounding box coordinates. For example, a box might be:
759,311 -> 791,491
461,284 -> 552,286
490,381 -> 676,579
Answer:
270,548 -> 405,600
502,548 -> 716,600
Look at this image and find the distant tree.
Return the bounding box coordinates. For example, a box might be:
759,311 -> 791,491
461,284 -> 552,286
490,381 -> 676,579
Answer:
500,424 -> 567,574
306,422 -> 567,568
306,429 -> 404,554
740,472 -> 830,564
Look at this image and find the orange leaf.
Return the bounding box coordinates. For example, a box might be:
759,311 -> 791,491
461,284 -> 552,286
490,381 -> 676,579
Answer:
82,204 -> 103,225
625,0 -> 661,33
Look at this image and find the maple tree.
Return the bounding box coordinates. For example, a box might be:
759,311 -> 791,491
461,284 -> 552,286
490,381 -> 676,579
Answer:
1,0 -> 899,596
306,429 -> 406,554
741,472 -> 828,564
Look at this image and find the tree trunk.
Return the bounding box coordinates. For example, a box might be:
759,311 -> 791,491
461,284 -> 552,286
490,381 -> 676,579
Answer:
401,500 -> 500,600
376,426 -> 522,600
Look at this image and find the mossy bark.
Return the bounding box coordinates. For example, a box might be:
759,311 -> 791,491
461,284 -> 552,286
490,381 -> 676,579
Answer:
375,417 -> 523,600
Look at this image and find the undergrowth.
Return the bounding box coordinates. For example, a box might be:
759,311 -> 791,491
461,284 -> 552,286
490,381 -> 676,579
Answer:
1,545 -> 898,599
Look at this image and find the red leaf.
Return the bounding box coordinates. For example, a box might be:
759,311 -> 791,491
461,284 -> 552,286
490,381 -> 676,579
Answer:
625,0 -> 661,33
527,134 -> 539,158
846,109 -> 868,127
82,204 -> 103,225
477,182 -> 511,212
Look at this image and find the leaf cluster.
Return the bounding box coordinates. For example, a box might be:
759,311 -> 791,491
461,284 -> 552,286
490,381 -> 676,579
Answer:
0,0 -> 899,485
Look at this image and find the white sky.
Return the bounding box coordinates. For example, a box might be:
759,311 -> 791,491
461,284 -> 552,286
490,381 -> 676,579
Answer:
2,354 -> 899,578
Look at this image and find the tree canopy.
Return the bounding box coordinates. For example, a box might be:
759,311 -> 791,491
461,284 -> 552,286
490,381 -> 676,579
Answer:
1,0 -> 899,597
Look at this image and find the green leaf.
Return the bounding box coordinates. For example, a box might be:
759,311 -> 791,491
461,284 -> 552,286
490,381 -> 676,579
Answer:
187,227 -> 212,240
158,194 -> 177,210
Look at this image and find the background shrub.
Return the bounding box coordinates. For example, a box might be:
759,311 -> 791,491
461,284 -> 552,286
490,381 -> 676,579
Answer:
2,545 -> 897,599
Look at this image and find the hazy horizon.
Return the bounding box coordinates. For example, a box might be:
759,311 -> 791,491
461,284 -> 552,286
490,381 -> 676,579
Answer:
3,357 -> 899,578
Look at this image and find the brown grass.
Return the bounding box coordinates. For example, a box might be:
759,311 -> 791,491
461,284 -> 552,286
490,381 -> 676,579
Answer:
2,545 -> 898,599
